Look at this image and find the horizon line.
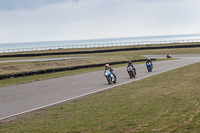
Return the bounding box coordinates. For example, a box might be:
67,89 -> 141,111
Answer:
1,33 -> 200,45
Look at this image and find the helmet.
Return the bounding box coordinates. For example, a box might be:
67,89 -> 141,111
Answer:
148,58 -> 151,60
128,60 -> 132,65
105,64 -> 109,68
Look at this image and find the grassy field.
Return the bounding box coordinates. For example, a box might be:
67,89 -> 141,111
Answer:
0,62 -> 199,132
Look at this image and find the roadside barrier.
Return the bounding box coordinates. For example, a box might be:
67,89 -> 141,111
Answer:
0,59 -> 156,80
1,39 -> 200,54
0,44 -> 199,58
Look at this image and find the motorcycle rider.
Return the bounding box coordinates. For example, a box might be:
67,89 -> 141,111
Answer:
104,64 -> 116,78
146,58 -> 153,68
166,55 -> 172,58
127,60 -> 136,75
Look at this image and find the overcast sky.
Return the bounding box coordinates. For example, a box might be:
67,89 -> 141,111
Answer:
0,0 -> 200,43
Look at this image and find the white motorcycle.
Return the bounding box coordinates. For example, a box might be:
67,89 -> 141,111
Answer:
104,70 -> 116,84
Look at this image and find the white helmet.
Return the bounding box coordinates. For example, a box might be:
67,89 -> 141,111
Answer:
105,64 -> 109,68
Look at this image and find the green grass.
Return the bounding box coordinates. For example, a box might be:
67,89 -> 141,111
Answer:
1,62 -> 199,132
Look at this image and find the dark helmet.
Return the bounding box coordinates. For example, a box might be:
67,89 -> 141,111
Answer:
128,60 -> 132,65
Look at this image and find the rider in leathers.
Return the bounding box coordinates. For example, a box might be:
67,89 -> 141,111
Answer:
105,64 -> 116,78
146,58 -> 153,68
127,60 -> 136,75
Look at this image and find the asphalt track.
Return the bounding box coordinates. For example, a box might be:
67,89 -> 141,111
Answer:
0,55 -> 200,120
0,57 -> 92,63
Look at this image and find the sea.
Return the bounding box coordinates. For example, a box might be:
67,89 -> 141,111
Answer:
0,34 -> 200,50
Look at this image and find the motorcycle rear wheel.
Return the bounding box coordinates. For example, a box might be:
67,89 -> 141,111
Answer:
132,72 -> 135,78
128,72 -> 132,78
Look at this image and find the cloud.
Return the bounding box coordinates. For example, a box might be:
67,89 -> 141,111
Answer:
0,0 -> 200,43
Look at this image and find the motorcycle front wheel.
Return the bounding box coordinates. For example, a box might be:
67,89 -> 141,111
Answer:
113,74 -> 117,83
128,72 -> 132,78
107,77 -> 111,84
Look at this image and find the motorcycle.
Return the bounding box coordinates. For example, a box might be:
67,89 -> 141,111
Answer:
146,62 -> 153,72
166,55 -> 172,58
104,70 -> 116,84
127,66 -> 136,78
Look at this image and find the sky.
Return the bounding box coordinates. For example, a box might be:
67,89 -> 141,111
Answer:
0,0 -> 200,43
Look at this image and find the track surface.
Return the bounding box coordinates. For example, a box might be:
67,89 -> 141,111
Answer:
0,55 -> 200,120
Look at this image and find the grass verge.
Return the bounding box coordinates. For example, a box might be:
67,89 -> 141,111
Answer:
0,62 -> 199,132
0,55 -> 143,75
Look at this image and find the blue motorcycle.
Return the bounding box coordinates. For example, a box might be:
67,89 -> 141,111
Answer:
104,70 -> 116,84
146,62 -> 153,72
